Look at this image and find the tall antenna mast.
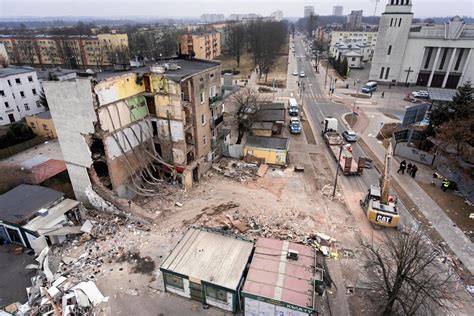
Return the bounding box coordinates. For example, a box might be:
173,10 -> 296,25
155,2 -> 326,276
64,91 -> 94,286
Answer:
374,0 -> 381,16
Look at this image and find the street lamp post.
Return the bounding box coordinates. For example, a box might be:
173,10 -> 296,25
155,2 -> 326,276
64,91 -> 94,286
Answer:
351,83 -> 360,126
332,143 -> 344,198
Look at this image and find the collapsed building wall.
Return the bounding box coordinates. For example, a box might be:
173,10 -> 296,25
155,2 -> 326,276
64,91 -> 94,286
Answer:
43,79 -> 97,203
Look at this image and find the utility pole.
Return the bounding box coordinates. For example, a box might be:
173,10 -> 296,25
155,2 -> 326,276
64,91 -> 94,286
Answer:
350,83 -> 360,126
272,78 -> 276,101
332,143 -> 344,198
324,60 -> 328,88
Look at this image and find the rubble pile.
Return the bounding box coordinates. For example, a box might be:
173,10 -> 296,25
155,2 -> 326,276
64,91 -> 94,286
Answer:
5,210 -> 154,315
212,160 -> 259,182
320,183 -> 345,202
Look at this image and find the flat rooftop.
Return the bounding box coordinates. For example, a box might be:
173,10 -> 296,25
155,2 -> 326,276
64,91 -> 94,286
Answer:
96,58 -> 220,82
259,102 -> 285,110
242,238 -> 317,311
251,122 -> 273,130
0,184 -> 64,225
246,136 -> 289,150
0,67 -> 35,78
256,109 -> 285,122
160,228 -> 254,290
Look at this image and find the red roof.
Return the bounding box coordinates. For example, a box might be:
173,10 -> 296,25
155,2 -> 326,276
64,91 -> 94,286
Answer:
242,238 -> 316,310
30,159 -> 67,184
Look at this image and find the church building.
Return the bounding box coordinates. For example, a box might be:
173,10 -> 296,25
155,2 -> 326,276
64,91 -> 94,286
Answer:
369,0 -> 473,89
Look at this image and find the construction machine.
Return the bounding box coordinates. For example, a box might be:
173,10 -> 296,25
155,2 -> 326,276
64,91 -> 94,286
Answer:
359,143 -> 400,228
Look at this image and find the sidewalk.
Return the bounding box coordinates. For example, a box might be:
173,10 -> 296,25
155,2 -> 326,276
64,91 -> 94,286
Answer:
362,117 -> 474,276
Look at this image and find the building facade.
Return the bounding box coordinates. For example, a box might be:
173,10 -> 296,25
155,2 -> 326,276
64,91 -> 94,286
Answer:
44,59 -> 226,202
179,32 -> 221,60
330,31 -> 378,54
25,110 -> 57,139
304,6 -> 315,18
0,67 -> 45,125
0,33 -> 129,69
369,1 -> 474,88
347,10 -> 363,31
333,5 -> 343,16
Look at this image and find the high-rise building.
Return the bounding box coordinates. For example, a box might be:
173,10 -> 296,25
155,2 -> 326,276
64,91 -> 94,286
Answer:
347,10 -> 363,31
304,6 -> 315,18
333,5 -> 343,16
270,10 -> 284,22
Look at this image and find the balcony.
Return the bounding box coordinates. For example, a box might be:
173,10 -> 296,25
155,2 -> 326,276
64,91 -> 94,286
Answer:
210,115 -> 224,129
208,95 -> 222,107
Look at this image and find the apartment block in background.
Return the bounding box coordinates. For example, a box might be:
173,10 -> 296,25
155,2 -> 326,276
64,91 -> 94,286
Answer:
0,33 -> 129,69
0,67 -> 45,125
43,58 -> 227,202
179,32 -> 221,60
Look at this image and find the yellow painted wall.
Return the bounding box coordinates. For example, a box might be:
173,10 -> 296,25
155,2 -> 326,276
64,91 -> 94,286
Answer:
26,115 -> 57,139
251,129 -> 272,137
244,147 -> 287,166
94,73 -> 146,106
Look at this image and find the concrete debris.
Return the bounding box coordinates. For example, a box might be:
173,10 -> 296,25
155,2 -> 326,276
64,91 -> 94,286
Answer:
212,159 -> 260,182
320,184 -> 345,202
256,164 -> 269,177
175,201 -> 183,207
80,220 -> 94,234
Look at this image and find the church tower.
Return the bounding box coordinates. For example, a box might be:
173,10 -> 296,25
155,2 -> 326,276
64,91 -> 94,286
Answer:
369,0 -> 413,83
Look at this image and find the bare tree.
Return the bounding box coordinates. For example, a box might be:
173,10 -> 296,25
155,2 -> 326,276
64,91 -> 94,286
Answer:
227,24 -> 245,67
436,118 -> 474,153
231,87 -> 260,144
360,228 -> 459,315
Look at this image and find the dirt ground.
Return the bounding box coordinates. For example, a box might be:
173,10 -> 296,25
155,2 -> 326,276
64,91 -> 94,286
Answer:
418,181 -> 474,241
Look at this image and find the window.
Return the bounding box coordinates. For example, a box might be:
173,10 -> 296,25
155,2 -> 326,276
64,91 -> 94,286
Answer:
164,273 -> 184,290
380,67 -> 385,79
7,79 -> 11,86
439,48 -> 449,70
20,91 -> 25,98
24,103 -> 30,111
390,18 -> 393,27
28,76 -> 33,82
42,124 -> 48,130
424,47 -> 434,69
200,91 -> 204,104
352,57 -> 356,61
385,67 -> 390,79
398,18 -> 402,27
210,85 -> 217,97
205,285 -> 227,302
5,101 -> 9,108
454,48 -> 464,71
387,45 -> 392,55
36,101 -> 41,108
15,78 -> 21,84
201,114 -> 206,126
203,135 -> 207,145
32,88 -> 37,95
16,106 -> 20,112
0,90 -> 4,97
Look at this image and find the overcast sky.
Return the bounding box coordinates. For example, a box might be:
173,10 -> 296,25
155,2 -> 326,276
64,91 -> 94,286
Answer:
0,0 -> 472,18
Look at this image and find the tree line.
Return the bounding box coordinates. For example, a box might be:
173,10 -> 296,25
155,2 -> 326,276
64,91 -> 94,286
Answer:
226,20 -> 288,82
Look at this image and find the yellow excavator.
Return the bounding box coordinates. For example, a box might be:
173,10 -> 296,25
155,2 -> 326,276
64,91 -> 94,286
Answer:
360,143 -> 400,228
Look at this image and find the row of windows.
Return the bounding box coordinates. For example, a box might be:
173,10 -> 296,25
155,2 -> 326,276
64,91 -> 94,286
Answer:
3,101 -> 40,111
380,67 -> 391,80
424,47 -> 466,72
0,89 -> 37,98
390,18 -> 403,27
29,122 -> 49,130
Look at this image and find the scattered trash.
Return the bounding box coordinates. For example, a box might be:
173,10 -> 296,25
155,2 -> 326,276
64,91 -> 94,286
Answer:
175,201 -> 183,208
212,159 -> 260,182
256,164 -> 269,177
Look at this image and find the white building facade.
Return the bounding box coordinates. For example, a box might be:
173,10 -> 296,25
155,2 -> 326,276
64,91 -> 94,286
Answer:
370,0 -> 474,88
0,67 -> 44,125
330,31 -> 378,55
333,6 -> 343,17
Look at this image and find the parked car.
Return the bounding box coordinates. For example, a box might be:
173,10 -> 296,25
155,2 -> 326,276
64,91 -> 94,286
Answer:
411,90 -> 429,98
290,117 -> 302,134
342,130 -> 358,142
361,82 -> 377,93
293,70 -> 298,76
300,71 -> 306,78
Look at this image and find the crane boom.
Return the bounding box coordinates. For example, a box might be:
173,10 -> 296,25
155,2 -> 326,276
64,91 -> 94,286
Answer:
380,143 -> 393,204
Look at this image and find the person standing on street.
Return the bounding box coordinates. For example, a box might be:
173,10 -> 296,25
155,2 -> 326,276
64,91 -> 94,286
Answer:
397,160 -> 407,174
407,162 -> 413,174
411,165 -> 418,178
441,178 -> 450,192
381,91 -> 385,98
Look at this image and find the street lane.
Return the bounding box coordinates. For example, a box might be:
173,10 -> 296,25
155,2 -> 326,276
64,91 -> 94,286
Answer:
293,35 -> 411,230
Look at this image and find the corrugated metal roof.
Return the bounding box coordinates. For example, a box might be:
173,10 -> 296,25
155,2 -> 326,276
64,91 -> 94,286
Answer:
246,136 -> 289,150
242,238 -> 316,311
160,228 -> 254,290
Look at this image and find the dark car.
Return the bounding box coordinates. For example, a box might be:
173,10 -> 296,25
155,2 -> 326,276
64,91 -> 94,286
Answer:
342,130 -> 358,142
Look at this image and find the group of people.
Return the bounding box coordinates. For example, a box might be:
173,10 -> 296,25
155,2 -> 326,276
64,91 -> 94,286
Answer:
397,160 -> 418,178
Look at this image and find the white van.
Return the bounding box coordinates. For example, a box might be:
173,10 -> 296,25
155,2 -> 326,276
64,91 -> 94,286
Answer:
288,98 -> 299,116
361,82 -> 378,93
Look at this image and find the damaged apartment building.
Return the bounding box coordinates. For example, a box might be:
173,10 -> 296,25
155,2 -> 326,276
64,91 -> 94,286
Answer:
44,58 -> 228,202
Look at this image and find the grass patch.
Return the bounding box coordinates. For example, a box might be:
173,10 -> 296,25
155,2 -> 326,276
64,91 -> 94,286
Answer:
216,52 -> 254,80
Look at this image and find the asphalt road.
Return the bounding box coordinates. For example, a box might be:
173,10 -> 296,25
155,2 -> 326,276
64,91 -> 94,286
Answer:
293,35 -> 412,230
